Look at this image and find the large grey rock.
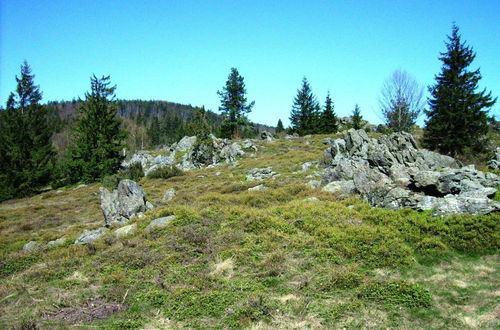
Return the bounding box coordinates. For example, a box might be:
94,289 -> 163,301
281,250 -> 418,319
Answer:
320,129 -> 499,216
100,180 -> 149,226
122,150 -> 176,176
22,241 -> 39,252
114,224 -> 137,238
247,167 -> 277,181
176,136 -> 197,151
260,131 -> 275,142
74,227 -> 108,245
145,215 -> 176,232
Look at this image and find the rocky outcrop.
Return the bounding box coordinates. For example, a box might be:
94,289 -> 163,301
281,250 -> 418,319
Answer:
162,188 -> 176,202
100,180 -> 150,226
320,129 -> 500,216
260,131 -> 275,142
124,135 -> 256,173
488,147 -> 500,170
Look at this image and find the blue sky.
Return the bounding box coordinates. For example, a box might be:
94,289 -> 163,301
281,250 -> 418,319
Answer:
1,0 -> 499,126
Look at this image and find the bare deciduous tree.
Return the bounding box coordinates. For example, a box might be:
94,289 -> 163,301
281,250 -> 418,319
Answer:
379,70 -> 425,132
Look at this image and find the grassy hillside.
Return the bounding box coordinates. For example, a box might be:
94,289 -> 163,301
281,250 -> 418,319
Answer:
0,135 -> 499,329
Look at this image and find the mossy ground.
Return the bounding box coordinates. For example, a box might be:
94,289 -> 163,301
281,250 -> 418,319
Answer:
1,135 -> 499,329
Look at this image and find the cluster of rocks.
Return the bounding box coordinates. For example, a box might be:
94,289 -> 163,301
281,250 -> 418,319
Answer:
247,167 -> 278,181
319,129 -> 500,216
122,135 -> 259,174
488,147 -> 500,170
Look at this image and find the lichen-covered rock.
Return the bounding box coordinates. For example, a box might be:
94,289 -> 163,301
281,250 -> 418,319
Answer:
248,184 -> 268,191
74,227 -> 108,245
162,188 -> 176,202
22,241 -> 39,252
114,224 -> 137,238
100,180 -> 149,226
247,167 -> 277,181
260,131 -> 275,142
320,129 -> 499,216
47,237 -> 66,247
487,147 -> 500,170
145,215 -> 176,232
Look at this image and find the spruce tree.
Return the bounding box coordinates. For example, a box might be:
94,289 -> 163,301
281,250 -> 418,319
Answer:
149,116 -> 161,146
423,25 -> 496,156
67,75 -> 126,183
289,77 -> 320,135
0,61 -> 55,200
351,104 -> 363,129
217,68 -> 254,138
320,91 -> 338,133
276,119 -> 285,134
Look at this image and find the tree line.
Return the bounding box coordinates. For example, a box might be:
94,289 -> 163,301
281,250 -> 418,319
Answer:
0,24 -> 496,201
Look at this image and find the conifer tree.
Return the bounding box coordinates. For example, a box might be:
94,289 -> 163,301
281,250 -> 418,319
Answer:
289,77 -> 320,135
423,25 -> 496,156
320,91 -> 338,133
276,119 -> 285,134
149,116 -> 161,147
67,75 -> 126,183
351,104 -> 363,129
0,61 -> 55,201
217,68 -> 254,138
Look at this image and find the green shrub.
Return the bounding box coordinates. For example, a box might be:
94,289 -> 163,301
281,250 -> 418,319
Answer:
357,280 -> 432,308
123,162 -> 144,182
415,237 -> 449,256
147,166 -> 184,179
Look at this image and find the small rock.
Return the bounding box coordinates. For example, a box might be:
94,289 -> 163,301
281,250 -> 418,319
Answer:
145,215 -> 176,232
248,184 -> 268,191
322,180 -> 356,194
215,171 -> 222,176
114,224 -> 137,238
260,131 -> 275,142
162,188 -> 176,202
56,190 -> 63,194
146,201 -> 154,210
74,227 -> 109,245
73,184 -> 87,190
197,175 -> 206,178
22,241 -> 39,252
47,237 -> 66,247
304,197 -> 320,202
308,180 -> 321,189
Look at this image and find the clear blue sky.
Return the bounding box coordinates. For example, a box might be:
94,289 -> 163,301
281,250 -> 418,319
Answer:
1,0 -> 499,126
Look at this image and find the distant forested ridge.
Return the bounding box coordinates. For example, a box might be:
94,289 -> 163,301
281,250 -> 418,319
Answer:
44,99 -> 273,156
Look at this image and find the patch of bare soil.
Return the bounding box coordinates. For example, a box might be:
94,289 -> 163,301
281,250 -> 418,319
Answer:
43,298 -> 126,324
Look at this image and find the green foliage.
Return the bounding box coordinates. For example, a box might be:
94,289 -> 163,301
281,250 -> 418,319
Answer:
320,91 -> 338,133
66,75 -> 126,183
147,166 -> 184,179
148,116 -> 161,146
358,280 -> 432,308
351,104 -> 363,129
423,24 -> 496,156
101,163 -> 144,189
275,119 -> 285,134
380,70 -> 424,132
185,106 -> 212,142
218,68 -> 254,138
0,61 -> 55,201
289,77 -> 320,135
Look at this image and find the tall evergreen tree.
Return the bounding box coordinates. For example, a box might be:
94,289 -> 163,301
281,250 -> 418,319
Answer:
351,104 -> 363,129
320,91 -> 338,133
149,116 -> 161,147
289,77 -> 320,135
276,119 -> 285,134
0,61 -> 55,201
423,24 -> 496,156
67,75 -> 126,183
217,68 -> 254,138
